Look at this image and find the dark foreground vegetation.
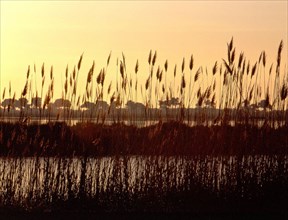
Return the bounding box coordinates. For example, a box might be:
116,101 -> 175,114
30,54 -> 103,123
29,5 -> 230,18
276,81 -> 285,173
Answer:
0,121 -> 287,156
0,156 -> 287,215
2,182 -> 287,215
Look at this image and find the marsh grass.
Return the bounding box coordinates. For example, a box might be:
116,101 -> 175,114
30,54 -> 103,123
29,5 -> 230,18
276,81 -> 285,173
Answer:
0,156 -> 287,212
0,38 -> 287,127
0,39 -> 287,156
0,39 -> 287,213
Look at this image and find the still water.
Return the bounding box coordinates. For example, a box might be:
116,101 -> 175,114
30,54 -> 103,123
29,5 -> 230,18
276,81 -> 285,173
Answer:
0,155 -> 288,211
1,116 -> 286,128
0,155 -> 287,207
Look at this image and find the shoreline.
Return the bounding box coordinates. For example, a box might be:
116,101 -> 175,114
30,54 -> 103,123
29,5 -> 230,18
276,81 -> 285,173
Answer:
0,121 -> 287,156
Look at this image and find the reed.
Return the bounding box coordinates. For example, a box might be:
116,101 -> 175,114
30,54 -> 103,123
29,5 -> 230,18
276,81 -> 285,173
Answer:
0,38 -> 287,155
0,155 -> 287,212
0,39 -> 287,214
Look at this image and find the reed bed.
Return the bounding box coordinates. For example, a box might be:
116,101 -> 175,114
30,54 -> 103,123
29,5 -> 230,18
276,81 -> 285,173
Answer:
0,38 -> 287,127
0,156 -> 287,212
0,39 -> 287,214
0,121 -> 287,156
0,39 -> 287,156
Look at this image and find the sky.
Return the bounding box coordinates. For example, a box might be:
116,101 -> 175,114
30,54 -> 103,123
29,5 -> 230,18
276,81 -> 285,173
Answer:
0,0 -> 287,106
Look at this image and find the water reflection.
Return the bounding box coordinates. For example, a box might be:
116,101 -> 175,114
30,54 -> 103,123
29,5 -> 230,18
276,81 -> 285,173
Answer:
1,116 -> 287,128
0,155 -> 287,207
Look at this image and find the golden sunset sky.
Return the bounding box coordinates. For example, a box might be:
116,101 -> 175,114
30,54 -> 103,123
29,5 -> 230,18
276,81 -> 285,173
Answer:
0,1 -> 287,104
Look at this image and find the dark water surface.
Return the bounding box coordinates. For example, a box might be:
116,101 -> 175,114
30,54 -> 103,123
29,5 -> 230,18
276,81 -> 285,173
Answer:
0,155 -> 287,212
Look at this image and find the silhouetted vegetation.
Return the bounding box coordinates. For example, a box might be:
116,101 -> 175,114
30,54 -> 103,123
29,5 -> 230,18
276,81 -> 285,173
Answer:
0,38 -> 287,126
0,121 -> 287,157
0,38 -> 287,215
0,156 -> 287,214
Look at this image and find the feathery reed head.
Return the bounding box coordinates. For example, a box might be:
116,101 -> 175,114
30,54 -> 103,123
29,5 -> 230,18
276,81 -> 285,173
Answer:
212,61 -> 218,75
107,51 -> 112,66
278,40 -> 283,57
156,66 -> 160,80
41,63 -> 45,78
50,66 -> 53,80
223,59 -> 233,75
280,84 -> 287,101
246,61 -> 250,75
189,55 -> 194,71
238,52 -> 244,69
148,50 -> 152,65
164,60 -> 168,72
152,51 -> 157,66
231,49 -> 235,63
181,57 -> 185,73
65,65 -> 68,78
174,65 -> 177,78
159,70 -> 163,82
26,65 -> 30,79
22,81 -> 28,97
251,62 -> 257,77
145,76 -> 150,90
135,60 -> 139,74
277,40 -> 283,69
229,37 -> 233,51
181,75 -> 186,89
194,67 -> 201,82
78,53 -> 84,70
262,51 -> 266,67
72,66 -> 76,80
269,64 -> 273,75
120,61 -> 125,79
